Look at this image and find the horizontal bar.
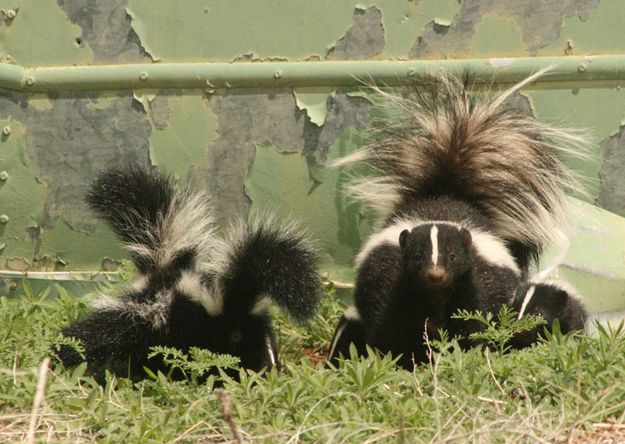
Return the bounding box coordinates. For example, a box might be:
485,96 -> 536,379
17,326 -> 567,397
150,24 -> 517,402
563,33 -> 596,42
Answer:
0,55 -> 624,92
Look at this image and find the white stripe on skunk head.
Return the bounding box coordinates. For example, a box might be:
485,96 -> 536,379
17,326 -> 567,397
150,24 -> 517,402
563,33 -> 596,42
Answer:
356,218 -> 520,275
177,271 -> 223,316
333,68 -> 591,252
125,189 -> 219,271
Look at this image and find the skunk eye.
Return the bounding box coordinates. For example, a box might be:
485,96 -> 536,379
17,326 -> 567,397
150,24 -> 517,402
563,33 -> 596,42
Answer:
230,331 -> 243,343
448,253 -> 456,262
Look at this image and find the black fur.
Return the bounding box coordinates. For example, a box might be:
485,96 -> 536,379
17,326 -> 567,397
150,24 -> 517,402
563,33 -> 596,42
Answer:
327,309 -> 367,365
56,166 -> 321,380
363,224 -> 519,369
330,72 -> 583,368
509,280 -> 588,349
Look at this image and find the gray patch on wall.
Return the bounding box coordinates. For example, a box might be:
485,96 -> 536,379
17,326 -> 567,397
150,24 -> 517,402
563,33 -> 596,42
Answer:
411,0 -> 601,57
328,6 -> 385,60
197,90 -> 307,222
598,126 -> 625,216
22,93 -> 152,232
57,0 -> 152,62
303,91 -> 372,165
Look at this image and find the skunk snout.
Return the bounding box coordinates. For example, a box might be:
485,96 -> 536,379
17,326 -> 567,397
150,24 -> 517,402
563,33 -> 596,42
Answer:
426,266 -> 447,284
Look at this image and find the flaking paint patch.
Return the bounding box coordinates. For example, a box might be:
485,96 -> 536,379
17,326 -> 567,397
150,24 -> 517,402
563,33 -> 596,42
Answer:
293,88 -> 333,127
246,129 -> 374,282
328,6 -> 384,60
3,0 -> 93,66
196,90 -> 306,222
598,125 -> 625,216
23,93 -> 152,232
410,0 -> 601,58
148,95 -> 217,181
57,0 -> 152,63
538,0 -> 625,56
526,87 -> 625,200
26,95 -> 53,112
127,0 -> 358,61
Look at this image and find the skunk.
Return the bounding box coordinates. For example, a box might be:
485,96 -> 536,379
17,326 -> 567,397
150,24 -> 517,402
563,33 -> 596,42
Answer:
510,278 -> 587,349
329,71 -> 587,368
327,306 -> 366,364
56,166 -> 321,380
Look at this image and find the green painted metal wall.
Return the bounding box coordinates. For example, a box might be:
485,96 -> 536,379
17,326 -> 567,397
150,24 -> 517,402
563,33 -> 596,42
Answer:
0,0 -> 624,309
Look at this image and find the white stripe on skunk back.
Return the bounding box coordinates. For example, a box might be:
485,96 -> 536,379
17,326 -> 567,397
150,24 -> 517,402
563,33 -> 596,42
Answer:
356,218 -> 520,275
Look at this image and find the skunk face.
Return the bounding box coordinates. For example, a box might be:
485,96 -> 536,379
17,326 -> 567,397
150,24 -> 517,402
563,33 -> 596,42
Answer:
510,280 -> 587,349
399,223 -> 472,289
167,281 -> 279,373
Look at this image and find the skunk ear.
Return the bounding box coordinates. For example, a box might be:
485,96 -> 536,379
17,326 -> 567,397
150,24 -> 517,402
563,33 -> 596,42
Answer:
460,228 -> 472,248
399,229 -> 410,250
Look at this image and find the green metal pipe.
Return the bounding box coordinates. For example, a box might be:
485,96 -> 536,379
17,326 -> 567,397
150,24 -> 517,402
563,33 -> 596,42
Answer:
2,54 -> 625,92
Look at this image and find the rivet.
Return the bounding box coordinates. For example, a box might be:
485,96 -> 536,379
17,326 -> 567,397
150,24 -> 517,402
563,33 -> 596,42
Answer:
25,76 -> 35,86
0,171 -> 8,181
6,9 -> 16,19
0,214 -> 8,224
577,64 -> 586,73
139,71 -> 149,81
408,67 -> 417,77
2,126 -> 11,136
8,281 -> 18,291
273,69 -> 282,79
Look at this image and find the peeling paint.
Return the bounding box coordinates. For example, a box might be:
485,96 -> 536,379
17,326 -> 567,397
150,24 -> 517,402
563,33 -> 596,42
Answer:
2,0 -> 93,66
328,6 -> 384,60
293,87 -> 333,127
411,0 -> 602,58
246,130 -> 373,282
148,94 -> 217,181
526,87 -> 625,200
598,125 -> 625,216
538,0 -> 625,56
57,0 -> 152,63
23,93 -> 152,232
127,0 -> 358,61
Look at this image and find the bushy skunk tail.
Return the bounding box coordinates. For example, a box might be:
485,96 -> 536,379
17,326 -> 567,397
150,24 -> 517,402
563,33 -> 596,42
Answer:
86,165 -> 217,274
335,69 -> 589,259
214,216 -> 321,321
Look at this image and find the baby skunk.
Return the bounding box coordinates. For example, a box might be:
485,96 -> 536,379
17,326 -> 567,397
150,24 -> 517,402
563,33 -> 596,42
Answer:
56,166 -> 321,380
329,71 -> 588,368
509,279 -> 588,349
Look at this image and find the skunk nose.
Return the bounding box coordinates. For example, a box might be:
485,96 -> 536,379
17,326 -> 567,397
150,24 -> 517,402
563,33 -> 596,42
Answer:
426,266 -> 447,283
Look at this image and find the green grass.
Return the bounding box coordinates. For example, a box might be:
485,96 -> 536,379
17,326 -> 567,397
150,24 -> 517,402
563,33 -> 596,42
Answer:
2,284 -> 625,443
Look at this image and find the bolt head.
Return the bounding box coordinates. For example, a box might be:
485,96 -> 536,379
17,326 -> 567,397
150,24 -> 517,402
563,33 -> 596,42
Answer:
6,9 -> 16,19
2,126 -> 11,136
139,72 -> 149,81
0,171 -> 8,181
577,64 -> 587,73
0,214 -> 9,224
25,76 -> 35,86
273,70 -> 282,79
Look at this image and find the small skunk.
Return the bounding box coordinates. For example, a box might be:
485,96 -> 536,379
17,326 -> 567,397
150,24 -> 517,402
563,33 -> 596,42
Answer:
329,71 -> 588,368
56,166 -> 321,379
509,279 -> 588,349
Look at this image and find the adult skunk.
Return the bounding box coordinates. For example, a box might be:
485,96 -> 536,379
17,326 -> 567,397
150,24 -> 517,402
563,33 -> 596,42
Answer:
56,166 -> 321,379
328,70 -> 587,368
